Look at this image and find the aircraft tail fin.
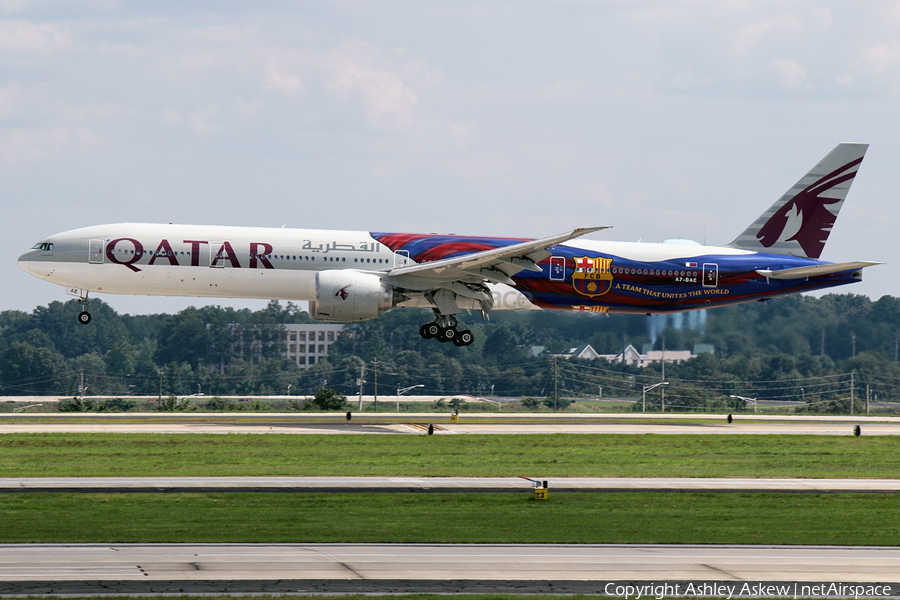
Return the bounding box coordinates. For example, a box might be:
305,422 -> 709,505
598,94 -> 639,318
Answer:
727,143 -> 868,259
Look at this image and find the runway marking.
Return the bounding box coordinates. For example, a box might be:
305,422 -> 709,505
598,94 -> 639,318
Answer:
404,424 -> 447,432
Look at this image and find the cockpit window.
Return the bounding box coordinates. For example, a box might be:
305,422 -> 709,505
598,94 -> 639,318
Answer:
31,243 -> 53,251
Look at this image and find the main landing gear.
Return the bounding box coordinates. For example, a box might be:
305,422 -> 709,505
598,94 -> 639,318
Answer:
419,316 -> 474,346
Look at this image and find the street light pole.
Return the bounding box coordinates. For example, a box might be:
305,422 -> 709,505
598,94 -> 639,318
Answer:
642,381 -> 669,413
729,394 -> 758,413
397,384 -> 425,411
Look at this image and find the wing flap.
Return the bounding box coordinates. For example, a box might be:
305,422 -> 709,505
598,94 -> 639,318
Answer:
387,226 -> 608,281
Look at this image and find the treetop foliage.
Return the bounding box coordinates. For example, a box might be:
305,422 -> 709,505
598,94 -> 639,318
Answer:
2,294 -> 900,412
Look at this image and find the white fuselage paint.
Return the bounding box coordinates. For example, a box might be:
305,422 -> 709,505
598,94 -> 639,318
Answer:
19,223 -> 397,302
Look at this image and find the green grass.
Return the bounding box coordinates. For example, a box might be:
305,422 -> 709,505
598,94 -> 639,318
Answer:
1,492 -> 897,545
1,433 -> 899,478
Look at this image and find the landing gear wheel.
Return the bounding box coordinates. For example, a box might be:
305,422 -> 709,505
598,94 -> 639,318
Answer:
452,330 -> 474,346
420,323 -> 440,339
78,311 -> 92,325
438,326 -> 456,343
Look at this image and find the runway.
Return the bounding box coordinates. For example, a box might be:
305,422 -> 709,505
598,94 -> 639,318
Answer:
3,476 -> 900,493
1,543 -> 899,595
3,412 -> 900,435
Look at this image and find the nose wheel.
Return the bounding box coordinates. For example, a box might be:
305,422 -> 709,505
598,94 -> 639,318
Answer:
76,294 -> 92,325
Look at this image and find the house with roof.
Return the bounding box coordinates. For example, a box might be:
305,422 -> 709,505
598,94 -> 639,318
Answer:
598,344 -> 694,367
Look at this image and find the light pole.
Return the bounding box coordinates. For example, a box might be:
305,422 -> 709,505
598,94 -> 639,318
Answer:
397,384 -> 424,411
729,394 -> 758,413
287,384 -> 292,396
642,382 -> 669,413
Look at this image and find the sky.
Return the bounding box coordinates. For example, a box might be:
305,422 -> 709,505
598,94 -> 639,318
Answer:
3,0 -> 900,317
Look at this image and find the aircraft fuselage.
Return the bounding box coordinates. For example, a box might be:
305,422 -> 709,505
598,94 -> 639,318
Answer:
18,222 -> 863,316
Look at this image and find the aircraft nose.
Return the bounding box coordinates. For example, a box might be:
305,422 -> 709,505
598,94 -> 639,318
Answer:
17,251 -> 35,275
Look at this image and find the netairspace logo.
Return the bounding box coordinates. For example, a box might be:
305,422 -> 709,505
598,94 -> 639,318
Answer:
602,582 -> 896,599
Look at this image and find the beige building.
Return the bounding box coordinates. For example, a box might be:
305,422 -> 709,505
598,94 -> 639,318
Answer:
599,344 -> 693,367
284,324 -> 345,368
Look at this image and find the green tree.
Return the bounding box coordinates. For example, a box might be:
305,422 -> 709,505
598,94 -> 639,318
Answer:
310,388 -> 348,411
0,340 -> 70,395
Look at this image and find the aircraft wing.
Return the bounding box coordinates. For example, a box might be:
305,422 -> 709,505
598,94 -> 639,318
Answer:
387,226 -> 609,285
756,261 -> 882,280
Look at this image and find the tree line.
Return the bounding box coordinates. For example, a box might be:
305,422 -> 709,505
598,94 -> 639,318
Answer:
2,293 -> 900,412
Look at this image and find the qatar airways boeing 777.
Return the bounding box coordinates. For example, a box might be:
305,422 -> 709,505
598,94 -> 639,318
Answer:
18,143 -> 880,346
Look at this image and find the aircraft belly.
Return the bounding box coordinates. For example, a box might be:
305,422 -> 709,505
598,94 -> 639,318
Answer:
519,274 -> 860,314
35,262 -> 318,301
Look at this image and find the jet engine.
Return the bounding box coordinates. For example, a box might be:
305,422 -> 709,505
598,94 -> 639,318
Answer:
311,270 -> 394,322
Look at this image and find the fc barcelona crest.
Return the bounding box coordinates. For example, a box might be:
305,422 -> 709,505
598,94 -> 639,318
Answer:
572,256 -> 613,297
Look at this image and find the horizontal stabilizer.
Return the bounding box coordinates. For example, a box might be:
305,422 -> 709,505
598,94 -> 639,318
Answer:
756,261 -> 882,280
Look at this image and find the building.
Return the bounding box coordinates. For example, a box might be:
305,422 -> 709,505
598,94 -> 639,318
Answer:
599,344 -> 695,367
553,343 -> 602,360
284,323 -> 345,368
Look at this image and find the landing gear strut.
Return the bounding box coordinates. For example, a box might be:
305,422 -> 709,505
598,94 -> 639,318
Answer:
76,294 -> 92,325
419,315 -> 474,346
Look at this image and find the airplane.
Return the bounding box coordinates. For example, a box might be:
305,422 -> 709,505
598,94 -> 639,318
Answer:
18,143 -> 881,347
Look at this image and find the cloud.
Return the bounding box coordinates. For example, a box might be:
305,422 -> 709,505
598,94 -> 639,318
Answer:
264,61 -> 303,94
769,58 -> 811,91
0,20 -> 71,54
321,40 -> 420,132
732,15 -> 804,57
0,83 -> 20,119
447,154 -> 513,182
861,39 -> 900,73
0,127 -> 102,163
188,104 -> 220,134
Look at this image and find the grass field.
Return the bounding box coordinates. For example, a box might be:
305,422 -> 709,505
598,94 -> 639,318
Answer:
1,433 -> 899,478
2,491 -> 898,545
3,433 -> 900,551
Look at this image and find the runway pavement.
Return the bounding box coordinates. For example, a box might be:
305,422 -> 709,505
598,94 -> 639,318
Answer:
3,413 -> 900,435
1,544 -> 899,595
3,476 -> 900,493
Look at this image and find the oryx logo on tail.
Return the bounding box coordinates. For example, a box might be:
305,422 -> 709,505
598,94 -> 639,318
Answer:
756,156 -> 863,259
727,143 -> 868,259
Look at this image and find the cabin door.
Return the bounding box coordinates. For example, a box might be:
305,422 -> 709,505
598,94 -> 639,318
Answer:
88,240 -> 104,264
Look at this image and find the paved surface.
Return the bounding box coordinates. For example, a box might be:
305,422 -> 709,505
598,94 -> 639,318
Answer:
1,543 -> 899,595
2,415 -> 899,435
3,417 -> 899,595
3,476 -> 900,493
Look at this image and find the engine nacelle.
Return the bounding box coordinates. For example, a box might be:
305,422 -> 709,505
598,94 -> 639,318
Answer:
311,270 -> 393,322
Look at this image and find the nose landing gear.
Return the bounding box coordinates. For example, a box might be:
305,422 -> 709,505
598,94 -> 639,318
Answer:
75,293 -> 91,324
